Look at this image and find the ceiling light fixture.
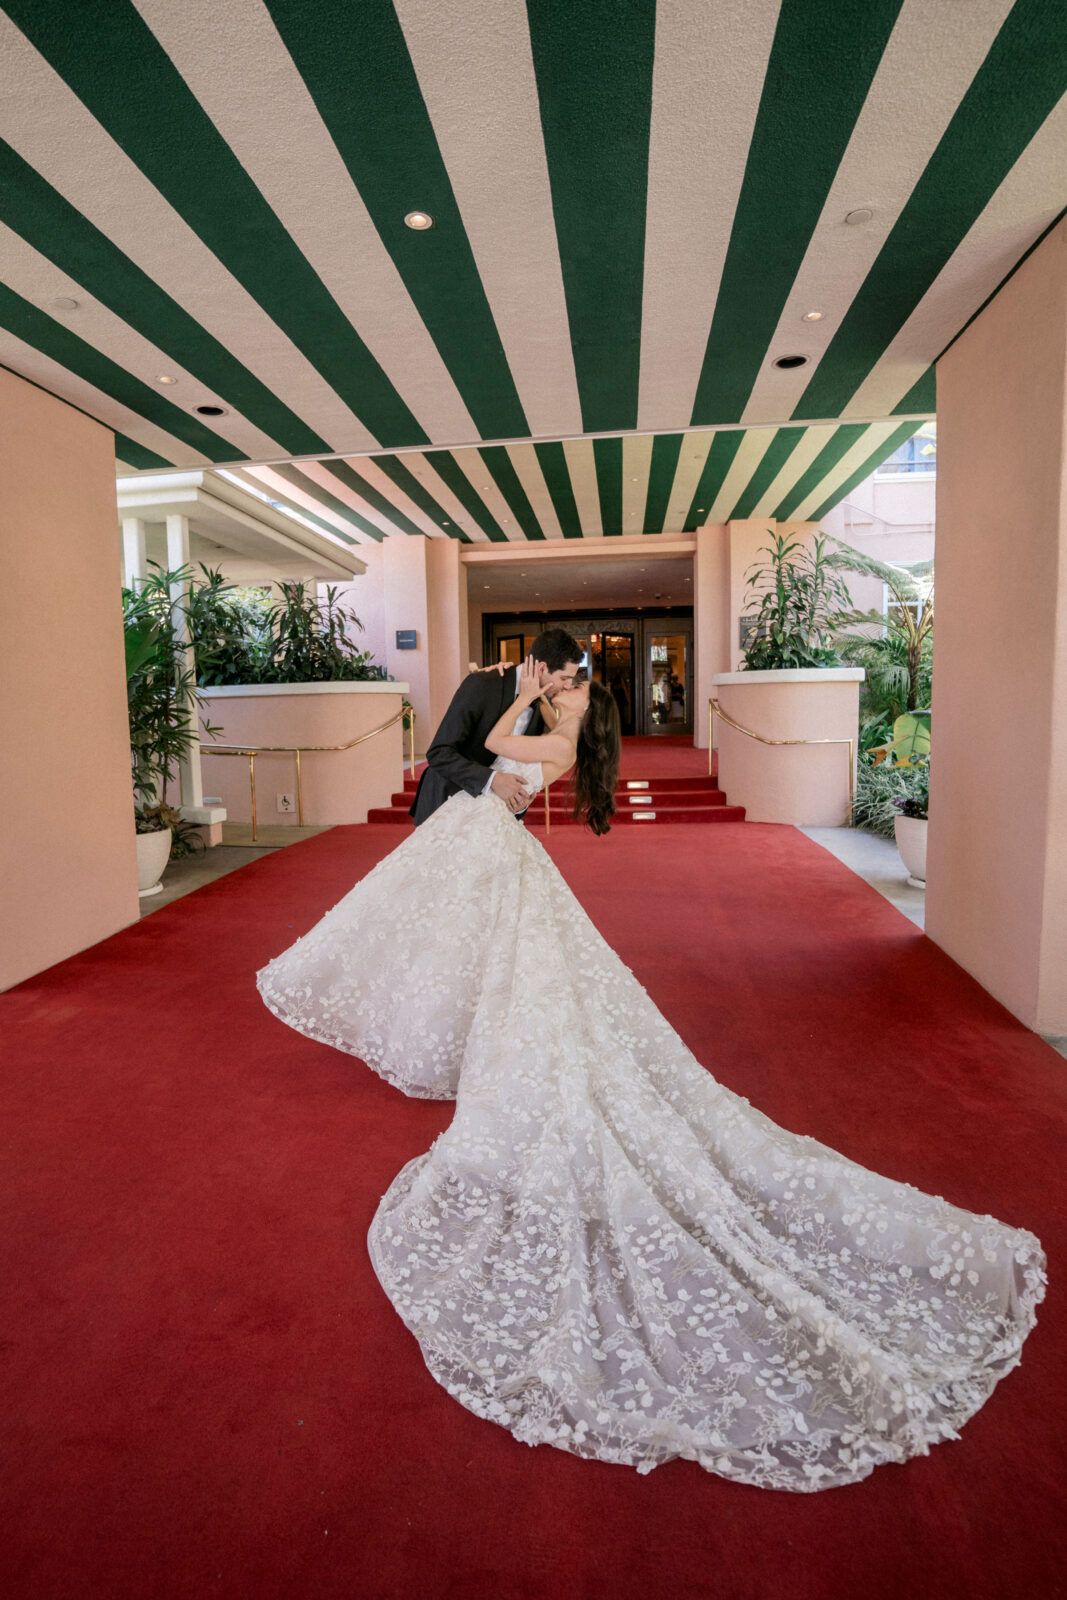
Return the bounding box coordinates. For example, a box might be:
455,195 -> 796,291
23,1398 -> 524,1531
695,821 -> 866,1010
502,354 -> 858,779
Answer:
774,354 -> 808,369
52,295 -> 79,311
195,404 -> 226,416
844,207 -> 874,226
803,310 -> 823,322
404,211 -> 434,230
157,374 -> 177,384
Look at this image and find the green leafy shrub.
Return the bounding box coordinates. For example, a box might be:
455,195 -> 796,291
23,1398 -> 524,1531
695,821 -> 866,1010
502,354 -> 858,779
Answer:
740,533 -> 855,670
188,566 -> 386,685
852,755 -> 929,838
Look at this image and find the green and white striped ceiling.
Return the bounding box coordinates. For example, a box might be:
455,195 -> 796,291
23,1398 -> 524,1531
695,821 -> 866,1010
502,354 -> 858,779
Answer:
1,0 -> 1065,542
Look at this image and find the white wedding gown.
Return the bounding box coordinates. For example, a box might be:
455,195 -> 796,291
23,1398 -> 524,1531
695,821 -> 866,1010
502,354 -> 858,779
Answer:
257,757 -> 1046,1492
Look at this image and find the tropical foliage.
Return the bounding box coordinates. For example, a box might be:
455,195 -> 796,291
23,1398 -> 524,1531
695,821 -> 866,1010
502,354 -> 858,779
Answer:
739,533 -> 855,670
123,565 -> 221,852
827,544 -> 934,756
189,566 -> 386,686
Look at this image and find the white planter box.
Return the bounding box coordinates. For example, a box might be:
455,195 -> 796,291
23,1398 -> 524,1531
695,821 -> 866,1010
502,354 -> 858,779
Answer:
894,814 -> 928,887
136,827 -> 172,898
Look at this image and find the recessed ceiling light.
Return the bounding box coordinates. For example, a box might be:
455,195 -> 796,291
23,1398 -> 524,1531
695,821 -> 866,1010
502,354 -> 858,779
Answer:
774,354 -> 808,370
404,211 -> 434,230
157,374 -> 177,384
803,311 -> 823,322
195,404 -> 227,416
52,295 -> 79,311
696,507 -> 705,512
844,207 -> 874,226
684,577 -> 691,583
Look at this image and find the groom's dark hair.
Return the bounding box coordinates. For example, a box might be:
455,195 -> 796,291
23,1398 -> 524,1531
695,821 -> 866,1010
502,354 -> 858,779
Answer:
531,628 -> 583,671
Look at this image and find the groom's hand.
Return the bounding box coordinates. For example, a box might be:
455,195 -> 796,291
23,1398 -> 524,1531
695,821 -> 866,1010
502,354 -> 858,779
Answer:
491,773 -> 532,812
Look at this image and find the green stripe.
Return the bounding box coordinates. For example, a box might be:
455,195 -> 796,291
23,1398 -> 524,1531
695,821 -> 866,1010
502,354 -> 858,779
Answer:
593,437 -> 623,535
0,138 -> 330,457
321,460 -> 427,539
0,281 -> 240,460
269,464 -> 385,542
6,0 -> 428,449
690,0 -> 905,425
892,369 -> 936,415
728,427 -> 806,519
795,0 -> 1067,419
772,425 -> 869,520
683,432 -> 745,528
527,0 -> 656,432
422,451 -> 509,542
265,0 -> 528,442
642,433 -> 683,533
478,448 -> 545,542
372,456 -> 469,542
115,433 -> 172,470
235,471 -> 359,545
533,442 -> 583,538
808,423 -> 919,521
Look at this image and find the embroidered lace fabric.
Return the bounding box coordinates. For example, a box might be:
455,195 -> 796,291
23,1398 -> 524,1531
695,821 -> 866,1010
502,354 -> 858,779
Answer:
256,758 -> 1047,1492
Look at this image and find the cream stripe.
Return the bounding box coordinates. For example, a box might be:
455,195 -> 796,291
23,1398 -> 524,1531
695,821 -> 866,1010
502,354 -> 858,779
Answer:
448,448 -> 527,542
562,439 -> 602,538
223,466 -> 371,546
237,464 -> 377,543
0,221 -> 288,463
622,434 -> 654,533
750,425 -> 837,518
395,0 -> 582,439
134,0 -> 475,447
638,0 -> 781,431
296,461 -> 418,541
505,445 -> 566,541
792,423 -> 902,521
402,454 -> 489,542
707,429 -> 777,521
0,12 -> 375,453
0,326 -> 204,466
663,434 -> 714,531
742,0 -> 1018,426
843,93 -> 1067,419
336,456 -> 449,540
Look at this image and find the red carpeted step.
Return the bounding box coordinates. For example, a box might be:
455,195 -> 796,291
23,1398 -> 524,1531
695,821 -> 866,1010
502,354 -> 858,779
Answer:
368,801 -> 746,825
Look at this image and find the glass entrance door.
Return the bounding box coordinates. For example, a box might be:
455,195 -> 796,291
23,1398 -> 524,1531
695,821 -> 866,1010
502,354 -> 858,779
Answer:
646,630 -> 691,734
587,631 -> 636,734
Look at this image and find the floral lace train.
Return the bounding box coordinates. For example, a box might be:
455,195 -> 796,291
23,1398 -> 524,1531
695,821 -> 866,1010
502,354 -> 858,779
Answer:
257,788 -> 1047,1492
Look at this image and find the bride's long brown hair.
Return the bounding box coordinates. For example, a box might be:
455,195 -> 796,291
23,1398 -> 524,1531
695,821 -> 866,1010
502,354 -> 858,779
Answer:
571,680 -> 621,835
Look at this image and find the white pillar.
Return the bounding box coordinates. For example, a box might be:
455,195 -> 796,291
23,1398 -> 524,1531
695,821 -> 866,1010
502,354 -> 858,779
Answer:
122,516 -> 147,589
165,512 -> 204,812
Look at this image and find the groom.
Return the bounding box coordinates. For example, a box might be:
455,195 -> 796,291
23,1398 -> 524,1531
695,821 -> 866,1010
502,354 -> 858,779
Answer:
409,628 -> 584,825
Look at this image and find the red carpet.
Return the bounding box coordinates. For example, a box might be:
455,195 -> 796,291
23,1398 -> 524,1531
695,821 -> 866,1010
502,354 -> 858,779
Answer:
2,821 -> 1064,1600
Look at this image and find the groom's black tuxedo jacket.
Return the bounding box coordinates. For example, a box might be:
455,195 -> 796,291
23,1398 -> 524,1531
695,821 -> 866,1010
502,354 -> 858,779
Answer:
409,665 -> 544,826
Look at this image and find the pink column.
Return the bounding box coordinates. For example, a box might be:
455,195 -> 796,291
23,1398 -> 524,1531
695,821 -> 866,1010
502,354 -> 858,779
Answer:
693,524 -> 730,750
928,215 -> 1067,1034
0,370 -> 139,989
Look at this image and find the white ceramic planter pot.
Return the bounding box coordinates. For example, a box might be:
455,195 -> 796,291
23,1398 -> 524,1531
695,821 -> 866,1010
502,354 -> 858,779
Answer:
894,815 -> 928,888
136,827 -> 172,898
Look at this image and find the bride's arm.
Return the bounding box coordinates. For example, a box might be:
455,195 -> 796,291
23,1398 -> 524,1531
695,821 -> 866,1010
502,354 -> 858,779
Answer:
485,657 -> 572,765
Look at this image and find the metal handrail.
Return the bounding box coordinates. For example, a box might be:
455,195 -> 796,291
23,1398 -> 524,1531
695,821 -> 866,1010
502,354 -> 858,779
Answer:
205,706 -> 416,841
708,697 -> 855,812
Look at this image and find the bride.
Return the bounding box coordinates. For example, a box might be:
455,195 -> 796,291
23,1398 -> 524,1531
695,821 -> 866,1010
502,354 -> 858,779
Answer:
257,658 -> 1046,1492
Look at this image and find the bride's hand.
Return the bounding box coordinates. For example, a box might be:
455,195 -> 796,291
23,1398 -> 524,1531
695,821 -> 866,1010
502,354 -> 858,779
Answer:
518,654 -> 546,703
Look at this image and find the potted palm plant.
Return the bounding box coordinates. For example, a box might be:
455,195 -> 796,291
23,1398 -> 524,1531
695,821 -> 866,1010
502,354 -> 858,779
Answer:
124,566 -> 220,897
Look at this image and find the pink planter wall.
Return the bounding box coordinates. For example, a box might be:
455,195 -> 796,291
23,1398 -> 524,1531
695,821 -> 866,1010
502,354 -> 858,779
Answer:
712,670 -> 863,826
199,684 -> 408,826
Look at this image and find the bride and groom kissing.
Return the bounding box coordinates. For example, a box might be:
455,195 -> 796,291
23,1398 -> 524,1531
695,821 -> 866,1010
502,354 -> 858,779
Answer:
255,627 -> 1045,1491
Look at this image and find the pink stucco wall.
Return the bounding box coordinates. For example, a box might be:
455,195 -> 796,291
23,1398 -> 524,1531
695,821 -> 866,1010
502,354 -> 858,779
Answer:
927,216 -> 1067,1034
712,671 -> 863,826
198,685 -> 408,826
0,370 -> 139,989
